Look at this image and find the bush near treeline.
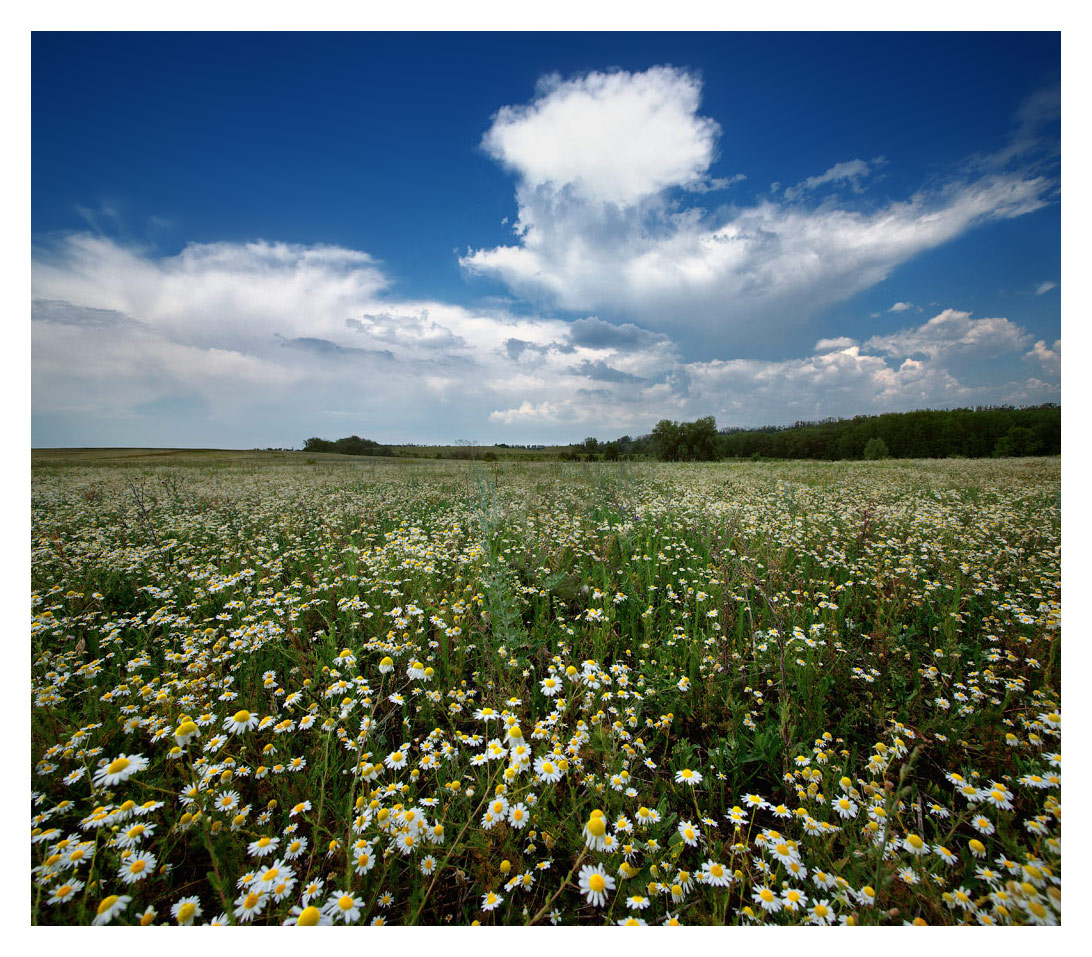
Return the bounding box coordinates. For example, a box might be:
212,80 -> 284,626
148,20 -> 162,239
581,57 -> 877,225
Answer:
302,436 -> 394,457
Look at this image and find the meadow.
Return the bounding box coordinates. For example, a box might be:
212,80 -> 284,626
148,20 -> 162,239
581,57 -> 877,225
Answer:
30,453 -> 1061,925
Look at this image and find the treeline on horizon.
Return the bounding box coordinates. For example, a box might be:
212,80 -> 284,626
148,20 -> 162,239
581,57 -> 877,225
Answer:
302,404 -> 1059,463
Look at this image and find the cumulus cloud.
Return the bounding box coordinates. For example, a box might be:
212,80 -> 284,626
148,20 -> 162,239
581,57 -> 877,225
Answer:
814,337 -> 857,352
31,234 -> 685,446
1025,338 -> 1060,378
482,66 -> 720,208
461,67 -> 1055,355
888,301 -> 914,313
864,309 -> 1031,362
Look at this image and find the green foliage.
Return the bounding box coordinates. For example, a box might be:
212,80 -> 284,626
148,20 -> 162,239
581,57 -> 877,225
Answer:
303,435 -> 393,456
862,437 -> 889,460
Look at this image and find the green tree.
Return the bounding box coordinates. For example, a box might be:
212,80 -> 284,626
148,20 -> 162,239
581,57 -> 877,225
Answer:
863,437 -> 889,460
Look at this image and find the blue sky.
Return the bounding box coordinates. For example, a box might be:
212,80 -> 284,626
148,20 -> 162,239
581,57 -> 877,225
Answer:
31,31 -> 1061,447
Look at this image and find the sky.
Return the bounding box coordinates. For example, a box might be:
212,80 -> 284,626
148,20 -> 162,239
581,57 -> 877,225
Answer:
30,30 -> 1062,448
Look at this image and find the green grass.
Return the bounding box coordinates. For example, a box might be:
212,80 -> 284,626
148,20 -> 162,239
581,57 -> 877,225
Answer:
30,456 -> 1061,925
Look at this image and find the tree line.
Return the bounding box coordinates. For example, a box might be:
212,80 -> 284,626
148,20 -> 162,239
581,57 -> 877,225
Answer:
302,435 -> 393,456
634,405 -> 1059,462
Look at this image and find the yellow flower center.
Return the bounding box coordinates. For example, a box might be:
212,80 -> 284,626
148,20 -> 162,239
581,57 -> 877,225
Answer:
233,710 -> 251,724
338,896 -> 353,911
587,817 -> 607,837
106,757 -> 130,775
711,864 -> 724,877
97,896 -> 119,915
245,893 -> 260,909
176,902 -> 196,923
297,905 -> 321,925
130,859 -> 146,874
589,874 -> 606,893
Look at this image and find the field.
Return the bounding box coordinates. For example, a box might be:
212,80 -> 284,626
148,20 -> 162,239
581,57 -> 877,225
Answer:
30,453 -> 1061,926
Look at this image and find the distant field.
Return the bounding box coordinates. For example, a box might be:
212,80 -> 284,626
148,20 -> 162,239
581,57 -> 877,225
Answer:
30,456 -> 1061,925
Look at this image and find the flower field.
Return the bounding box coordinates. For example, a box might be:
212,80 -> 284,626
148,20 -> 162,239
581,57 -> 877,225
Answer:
30,454 -> 1061,925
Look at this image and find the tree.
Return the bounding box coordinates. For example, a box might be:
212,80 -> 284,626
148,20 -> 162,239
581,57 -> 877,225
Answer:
863,437 -> 889,460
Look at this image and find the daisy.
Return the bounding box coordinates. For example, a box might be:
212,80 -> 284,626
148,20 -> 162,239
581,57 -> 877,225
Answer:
47,880 -> 84,906
171,896 -> 203,926
285,905 -> 330,926
583,811 -> 609,851
92,894 -> 132,925
93,753 -> 148,788
578,864 -> 615,907
481,891 -> 504,912
248,835 -> 280,858
753,885 -> 782,913
119,851 -> 157,884
626,894 -> 651,910
675,768 -> 702,786
508,803 -> 529,829
903,833 -> 930,856
325,891 -> 363,924
384,750 -> 408,770
677,820 -> 700,847
782,887 -> 807,912
807,899 -> 836,925
540,676 -> 561,697
284,836 -> 309,860
701,860 -> 733,887
234,889 -> 268,923
534,755 -> 563,783
224,709 -> 259,735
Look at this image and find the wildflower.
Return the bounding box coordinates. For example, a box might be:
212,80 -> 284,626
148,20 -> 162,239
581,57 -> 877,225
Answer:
583,811 -> 609,851
701,860 -> 733,887
48,880 -> 84,906
903,833 -> 930,855
675,768 -> 702,786
481,891 -> 504,912
224,709 -> 259,735
93,753 -> 148,788
92,894 -> 132,925
248,835 -> 280,858
753,885 -> 782,913
171,896 -> 203,926
807,899 -> 836,925
119,851 -> 157,884
324,891 -> 363,924
578,864 -> 615,907
508,803 -> 529,829
677,820 -> 700,847
233,889 -> 267,923
534,755 -> 563,783
782,887 -> 807,912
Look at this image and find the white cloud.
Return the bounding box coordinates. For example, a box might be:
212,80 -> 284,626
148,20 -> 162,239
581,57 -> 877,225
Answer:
1035,280 -> 1057,295
864,309 -> 1031,362
1025,338 -> 1060,378
888,301 -> 914,313
462,67 -> 1054,354
482,66 -> 719,208
814,337 -> 857,352
32,239 -> 1058,447
782,157 -> 881,201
